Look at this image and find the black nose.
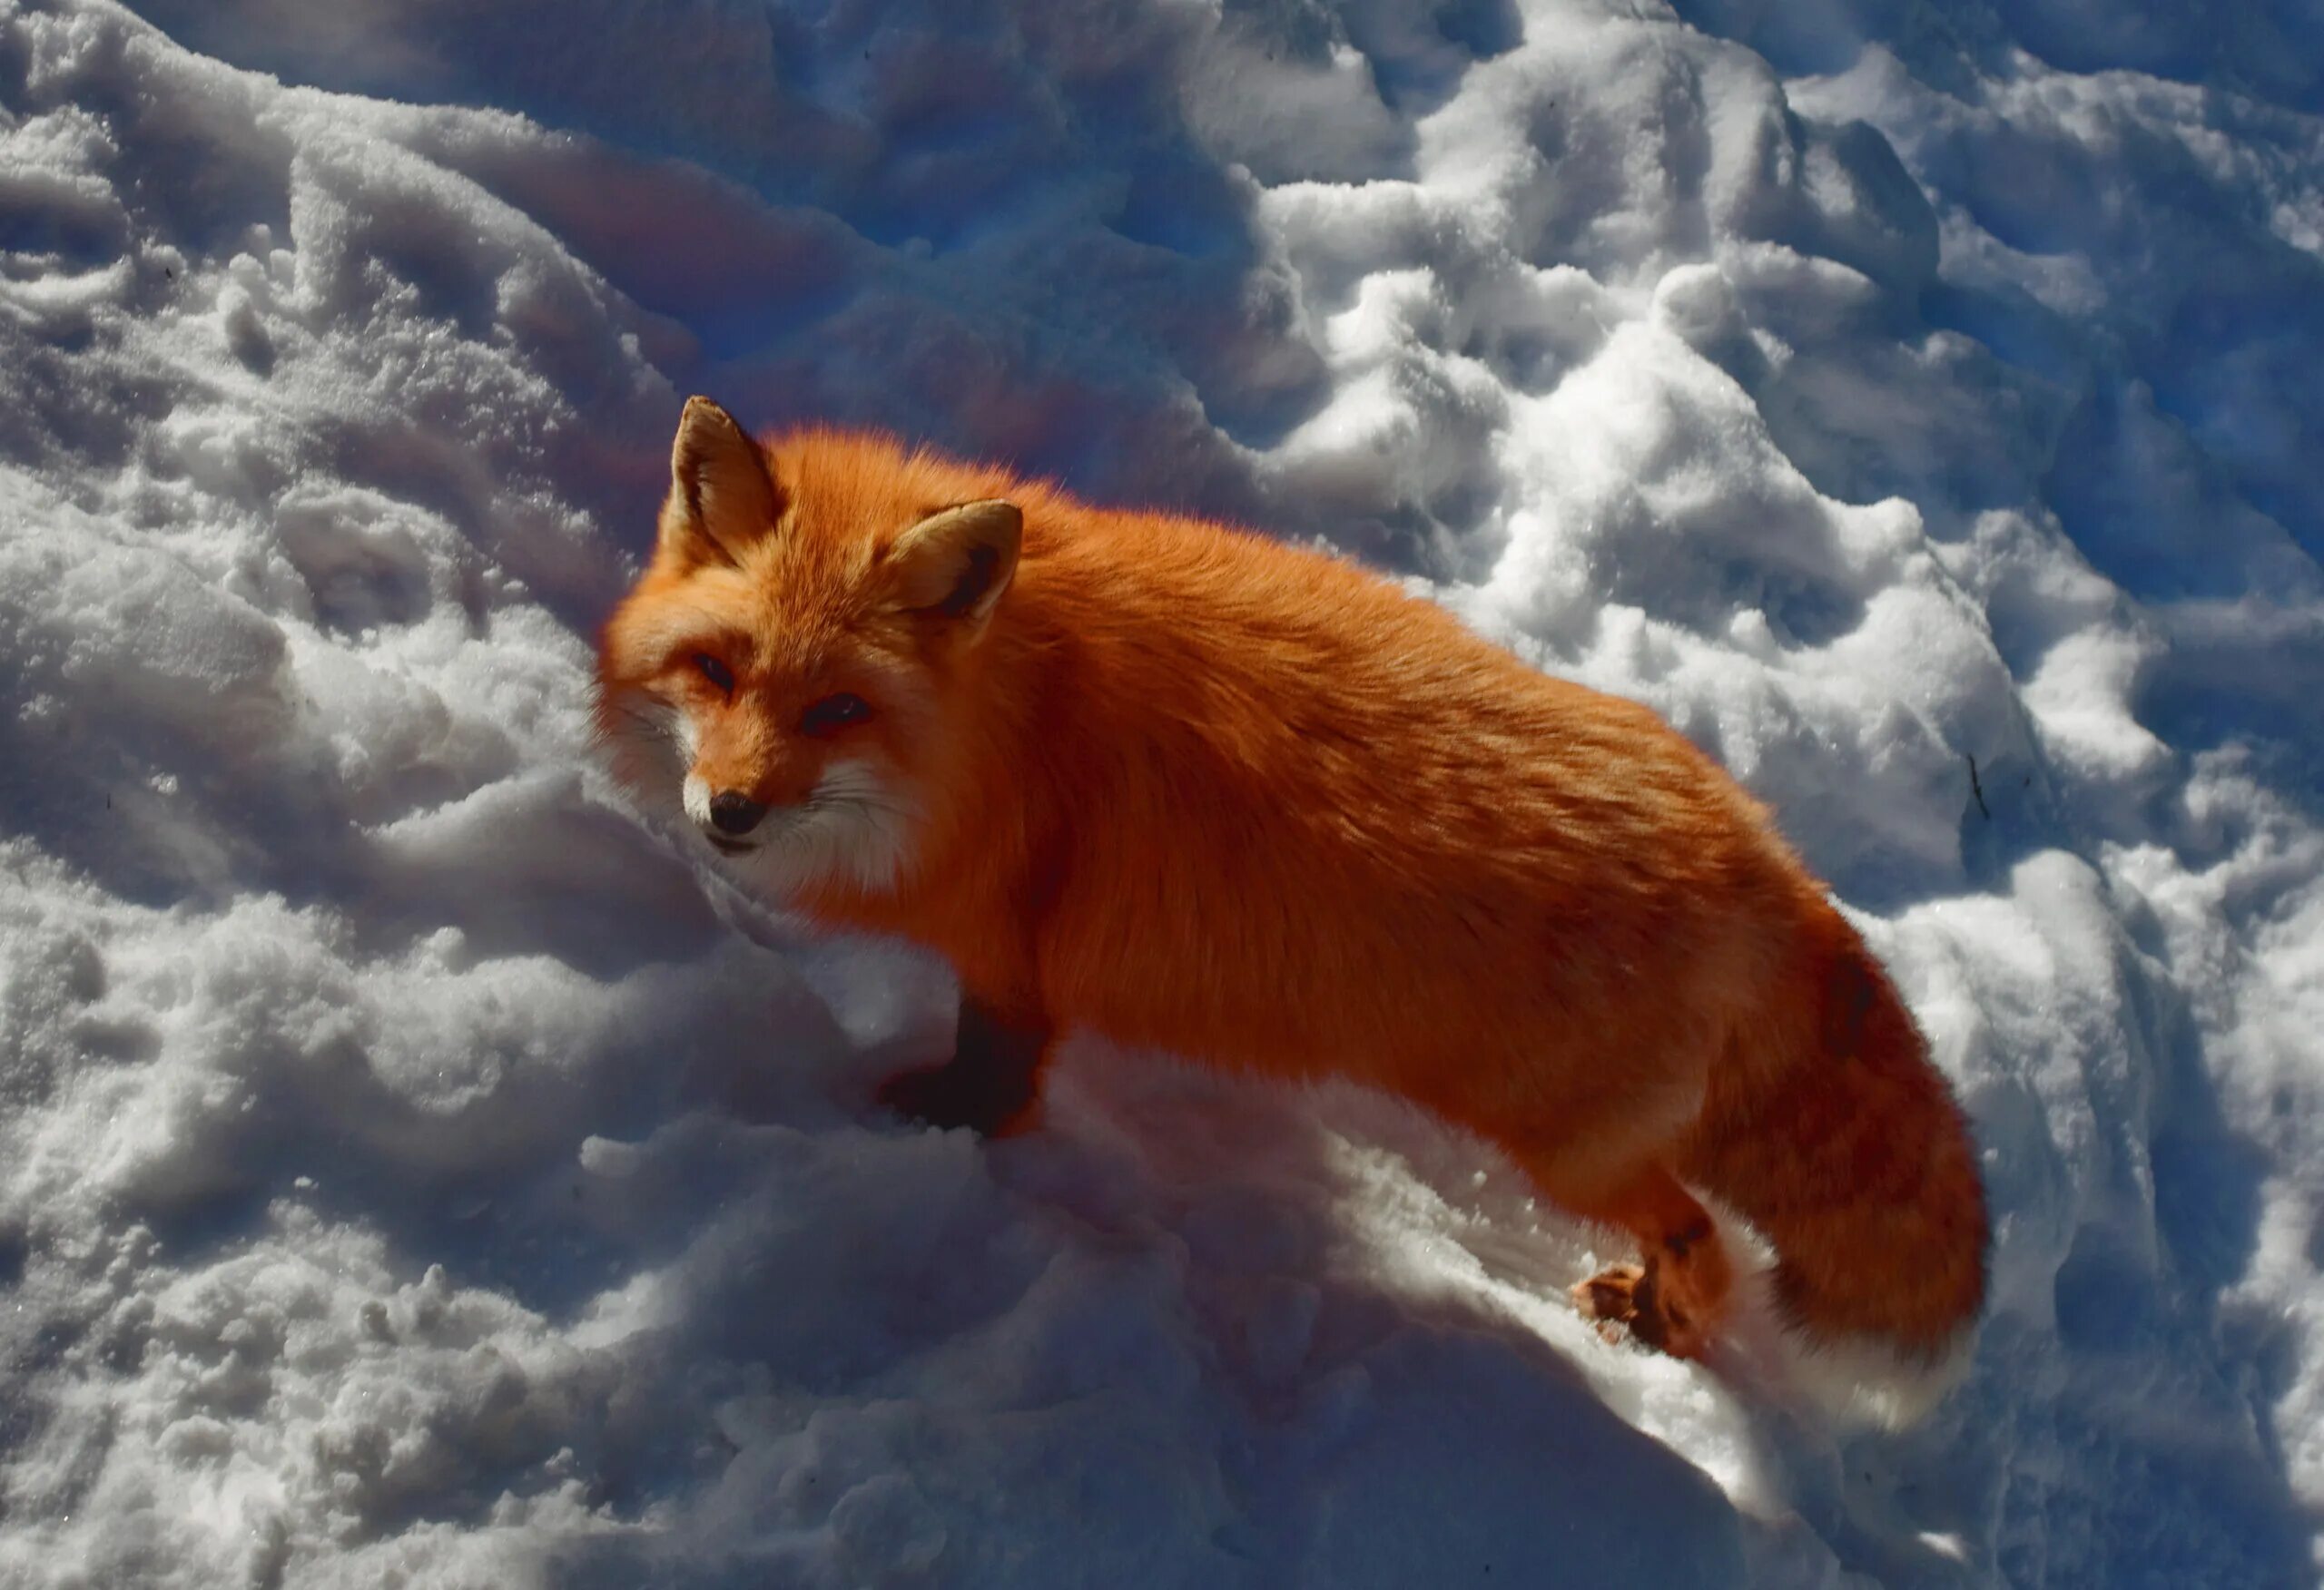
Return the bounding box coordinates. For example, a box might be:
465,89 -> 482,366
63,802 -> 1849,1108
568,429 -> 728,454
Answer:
709,791 -> 768,835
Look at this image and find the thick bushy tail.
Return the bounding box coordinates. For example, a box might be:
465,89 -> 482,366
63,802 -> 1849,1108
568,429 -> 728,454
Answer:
1682,898 -> 1988,1424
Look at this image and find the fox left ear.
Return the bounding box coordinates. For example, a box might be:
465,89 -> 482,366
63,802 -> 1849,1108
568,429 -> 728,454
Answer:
660,396 -> 783,566
888,499 -> 1022,631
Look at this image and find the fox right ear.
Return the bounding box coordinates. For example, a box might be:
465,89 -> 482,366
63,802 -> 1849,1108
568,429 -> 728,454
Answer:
659,396 -> 783,566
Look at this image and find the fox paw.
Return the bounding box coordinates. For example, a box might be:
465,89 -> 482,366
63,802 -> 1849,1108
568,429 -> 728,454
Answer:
1572,1263 -> 1647,1335
874,1063 -> 1038,1138
1571,1261 -> 1712,1359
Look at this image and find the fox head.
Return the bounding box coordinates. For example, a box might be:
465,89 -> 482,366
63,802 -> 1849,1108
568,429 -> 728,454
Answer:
595,398 -> 1023,898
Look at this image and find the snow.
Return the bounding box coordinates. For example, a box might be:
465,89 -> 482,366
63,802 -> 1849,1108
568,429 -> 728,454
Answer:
3,0 -> 2321,1583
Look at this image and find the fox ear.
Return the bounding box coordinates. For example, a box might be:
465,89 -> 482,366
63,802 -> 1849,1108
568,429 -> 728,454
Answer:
660,396 -> 783,566
888,499 -> 1022,631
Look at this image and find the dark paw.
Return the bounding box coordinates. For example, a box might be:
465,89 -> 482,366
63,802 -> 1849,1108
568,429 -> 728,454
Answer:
875,1061 -> 1038,1137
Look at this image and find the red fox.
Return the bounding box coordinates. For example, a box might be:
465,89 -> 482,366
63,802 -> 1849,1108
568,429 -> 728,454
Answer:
596,398 -> 1988,1419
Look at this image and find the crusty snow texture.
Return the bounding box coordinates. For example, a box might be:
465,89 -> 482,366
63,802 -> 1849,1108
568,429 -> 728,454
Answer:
4,0 -> 2323,1585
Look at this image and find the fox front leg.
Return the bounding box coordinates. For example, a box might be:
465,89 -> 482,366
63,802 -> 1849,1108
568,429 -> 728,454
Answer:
874,994 -> 1052,1137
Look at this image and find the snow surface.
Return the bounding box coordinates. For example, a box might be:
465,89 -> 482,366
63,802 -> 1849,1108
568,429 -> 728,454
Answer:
3,0 -> 2322,1583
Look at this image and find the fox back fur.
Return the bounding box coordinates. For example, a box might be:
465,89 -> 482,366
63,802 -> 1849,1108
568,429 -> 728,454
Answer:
596,399 -> 1989,1420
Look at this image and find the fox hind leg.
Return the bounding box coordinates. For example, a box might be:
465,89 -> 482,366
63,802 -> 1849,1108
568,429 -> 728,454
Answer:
1558,1163 -> 1735,1360
1487,1085 -> 1738,1359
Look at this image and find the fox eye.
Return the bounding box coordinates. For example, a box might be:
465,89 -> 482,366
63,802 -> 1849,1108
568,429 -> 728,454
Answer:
800,692 -> 872,736
693,653 -> 735,694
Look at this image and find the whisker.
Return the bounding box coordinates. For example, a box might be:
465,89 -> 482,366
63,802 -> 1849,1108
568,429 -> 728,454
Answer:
608,702 -> 678,744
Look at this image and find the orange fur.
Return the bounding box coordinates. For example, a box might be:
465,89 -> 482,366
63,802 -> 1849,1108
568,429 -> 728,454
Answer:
596,401 -> 1989,1393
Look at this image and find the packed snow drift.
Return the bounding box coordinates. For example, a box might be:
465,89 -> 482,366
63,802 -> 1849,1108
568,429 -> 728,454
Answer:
3,0 -> 2322,1584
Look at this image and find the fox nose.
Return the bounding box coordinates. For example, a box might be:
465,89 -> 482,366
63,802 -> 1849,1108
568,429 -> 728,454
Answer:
708,790 -> 768,836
